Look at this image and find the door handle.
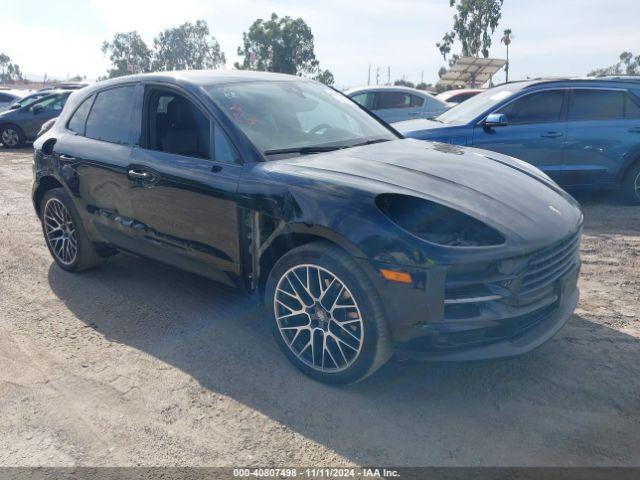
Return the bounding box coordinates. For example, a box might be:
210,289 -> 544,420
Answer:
628,127 -> 640,133
540,132 -> 563,139
59,154 -> 75,161
128,169 -> 152,180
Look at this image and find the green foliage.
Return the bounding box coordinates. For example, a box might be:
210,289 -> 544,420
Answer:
153,20 -> 225,72
394,79 -> 415,88
437,0 -> 504,62
236,13 -> 334,84
0,53 -> 23,83
589,51 -> 640,76
102,21 -> 225,78
101,31 -> 152,78
314,69 -> 335,86
415,82 -> 433,91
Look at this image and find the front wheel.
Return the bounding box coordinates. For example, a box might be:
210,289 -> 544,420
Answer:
1,124 -> 25,148
265,242 -> 392,384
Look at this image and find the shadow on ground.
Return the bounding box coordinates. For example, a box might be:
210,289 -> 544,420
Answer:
45,198 -> 640,465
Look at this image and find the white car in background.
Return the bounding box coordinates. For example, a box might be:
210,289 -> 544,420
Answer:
346,86 -> 449,123
436,88 -> 483,105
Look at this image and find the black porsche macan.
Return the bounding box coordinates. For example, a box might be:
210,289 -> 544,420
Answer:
32,71 -> 582,384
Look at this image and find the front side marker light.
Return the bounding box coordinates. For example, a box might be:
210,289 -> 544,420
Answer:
380,269 -> 413,284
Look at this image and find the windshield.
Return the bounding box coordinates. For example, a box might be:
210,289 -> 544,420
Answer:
206,80 -> 396,156
436,83 -> 523,125
17,93 -> 49,108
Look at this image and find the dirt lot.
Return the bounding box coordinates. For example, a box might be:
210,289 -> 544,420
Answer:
0,147 -> 638,467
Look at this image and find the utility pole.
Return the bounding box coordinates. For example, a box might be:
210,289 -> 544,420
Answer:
375,66 -> 380,85
421,71 -> 424,84
387,66 -> 390,85
367,64 -> 371,85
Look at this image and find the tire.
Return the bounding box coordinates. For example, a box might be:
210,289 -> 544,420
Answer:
1,124 -> 26,148
40,188 -> 102,272
621,161 -> 640,205
265,241 -> 392,384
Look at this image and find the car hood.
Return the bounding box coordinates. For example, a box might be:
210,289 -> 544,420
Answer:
394,118 -> 457,134
269,139 -> 582,249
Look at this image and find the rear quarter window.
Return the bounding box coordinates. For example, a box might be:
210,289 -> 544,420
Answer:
67,95 -> 95,135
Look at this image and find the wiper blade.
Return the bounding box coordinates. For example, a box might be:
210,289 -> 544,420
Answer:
263,145 -> 346,156
350,138 -> 392,147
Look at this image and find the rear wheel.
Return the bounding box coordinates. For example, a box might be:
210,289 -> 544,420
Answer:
40,188 -> 102,272
265,241 -> 392,384
1,124 -> 25,148
622,162 -> 640,205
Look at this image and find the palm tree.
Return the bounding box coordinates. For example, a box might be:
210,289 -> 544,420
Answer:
501,29 -> 513,83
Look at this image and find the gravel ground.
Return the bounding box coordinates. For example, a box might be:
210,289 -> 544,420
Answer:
0,147 -> 639,467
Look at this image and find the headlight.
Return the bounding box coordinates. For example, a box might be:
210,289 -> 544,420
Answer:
375,193 -> 505,247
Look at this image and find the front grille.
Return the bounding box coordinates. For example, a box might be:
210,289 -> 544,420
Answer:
519,232 -> 580,297
443,230 -> 581,320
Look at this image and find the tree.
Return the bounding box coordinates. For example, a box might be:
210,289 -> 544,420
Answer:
153,20 -> 225,71
102,31 -> 152,78
394,79 -> 415,88
436,0 -> 504,64
501,28 -> 513,82
415,82 -> 433,91
236,13 -> 334,83
314,69 -> 335,86
589,51 -> 640,76
0,53 -> 23,84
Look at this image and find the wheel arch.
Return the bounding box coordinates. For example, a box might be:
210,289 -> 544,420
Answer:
255,224 -> 368,297
33,175 -> 64,216
617,148 -> 640,185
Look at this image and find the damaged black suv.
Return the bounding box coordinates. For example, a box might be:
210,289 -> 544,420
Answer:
32,71 -> 582,384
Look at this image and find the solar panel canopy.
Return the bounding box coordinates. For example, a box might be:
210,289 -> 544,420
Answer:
438,56 -> 507,87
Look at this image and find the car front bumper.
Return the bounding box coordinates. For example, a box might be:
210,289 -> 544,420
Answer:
357,230 -> 581,361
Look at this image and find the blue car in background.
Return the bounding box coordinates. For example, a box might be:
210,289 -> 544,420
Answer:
395,78 -> 640,204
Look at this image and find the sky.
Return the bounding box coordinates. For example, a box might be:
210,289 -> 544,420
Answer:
0,0 -> 637,89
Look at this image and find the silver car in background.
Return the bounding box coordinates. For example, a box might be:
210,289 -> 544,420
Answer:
0,89 -> 26,112
346,86 -> 449,123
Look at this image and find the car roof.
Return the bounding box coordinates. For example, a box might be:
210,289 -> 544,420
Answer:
500,76 -> 640,91
0,89 -> 26,98
91,70 -> 300,89
345,85 -> 435,96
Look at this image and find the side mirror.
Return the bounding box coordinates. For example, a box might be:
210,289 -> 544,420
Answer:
484,113 -> 508,127
33,104 -> 44,114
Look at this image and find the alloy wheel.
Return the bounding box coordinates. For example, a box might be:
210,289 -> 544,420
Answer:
1,128 -> 19,147
44,198 -> 78,265
274,264 -> 364,373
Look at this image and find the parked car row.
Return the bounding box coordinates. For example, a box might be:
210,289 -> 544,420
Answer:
32,71 -> 582,383
395,77 -> 640,204
0,90 -> 72,147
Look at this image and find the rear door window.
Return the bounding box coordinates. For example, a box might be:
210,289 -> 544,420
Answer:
85,86 -> 136,145
569,89 -> 624,121
497,90 -> 565,125
376,92 -> 412,110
